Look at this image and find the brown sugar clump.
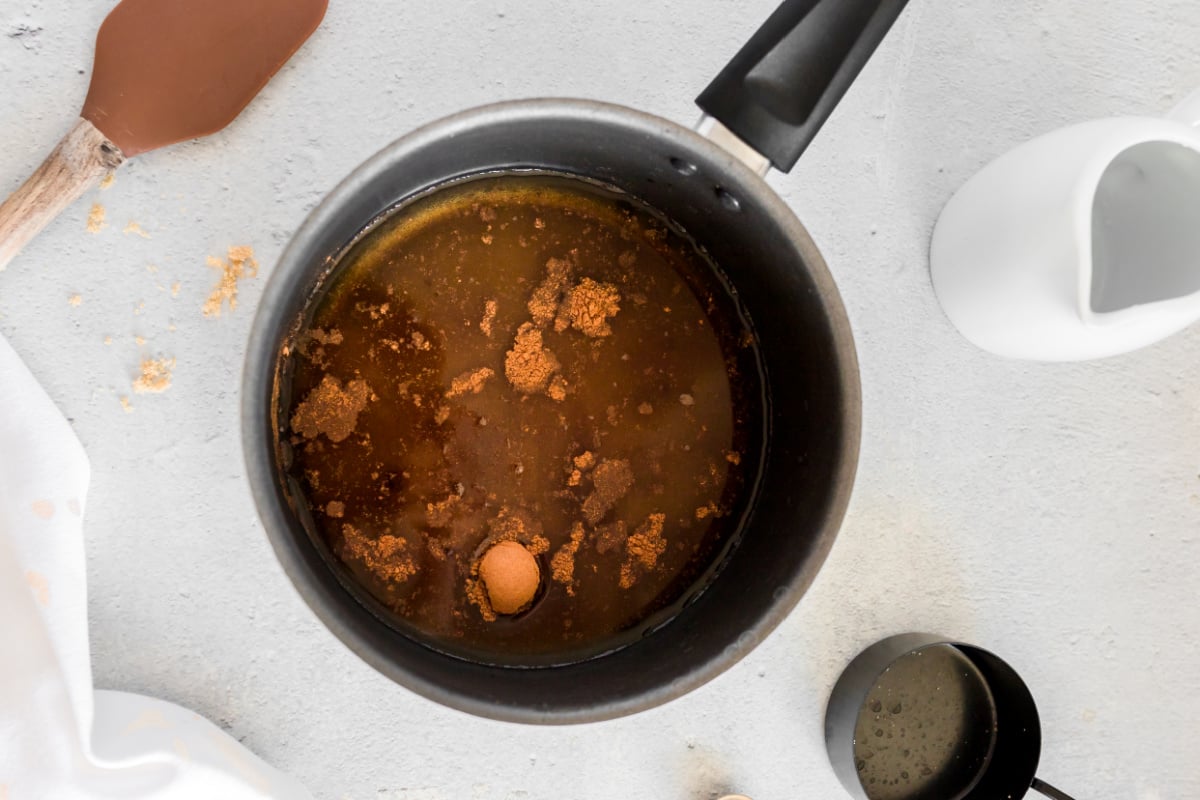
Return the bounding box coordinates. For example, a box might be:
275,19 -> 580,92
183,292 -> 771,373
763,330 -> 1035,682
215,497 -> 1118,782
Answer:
341,524 -> 416,584
555,277 -> 621,337
504,322 -> 561,394
547,375 -> 568,402
480,299 -> 498,337
620,513 -> 667,589
290,375 -> 371,443
445,366 -> 495,398
68,294 -> 82,307
594,520 -> 628,555
573,451 -> 596,471
326,501 -> 345,518
582,458 -> 634,524
528,257 -> 572,325
202,246 -> 258,318
425,494 -> 460,527
551,522 -> 586,595
638,402 -> 653,415
132,357 -> 175,394
478,540 -> 541,615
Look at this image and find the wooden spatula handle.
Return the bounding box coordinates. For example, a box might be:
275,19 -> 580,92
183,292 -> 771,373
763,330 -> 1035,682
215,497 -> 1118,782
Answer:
0,118 -> 125,271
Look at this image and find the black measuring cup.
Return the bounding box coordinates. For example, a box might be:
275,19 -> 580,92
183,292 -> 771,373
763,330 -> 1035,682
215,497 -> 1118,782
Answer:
825,634 -> 1077,800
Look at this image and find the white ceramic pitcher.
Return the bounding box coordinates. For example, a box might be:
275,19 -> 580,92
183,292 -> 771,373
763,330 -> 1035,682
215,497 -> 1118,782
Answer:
931,90 -> 1200,361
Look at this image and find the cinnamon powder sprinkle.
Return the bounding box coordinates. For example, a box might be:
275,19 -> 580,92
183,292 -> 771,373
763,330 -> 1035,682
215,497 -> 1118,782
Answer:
202,245 -> 258,318
132,357 -> 175,394
620,512 -> 667,589
290,375 -> 371,443
446,366 -> 495,398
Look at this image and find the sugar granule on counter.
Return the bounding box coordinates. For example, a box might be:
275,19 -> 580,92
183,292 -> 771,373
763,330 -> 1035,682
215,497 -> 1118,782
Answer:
103,336 -> 113,346
202,245 -> 259,318
118,396 -> 133,413
99,173 -> 115,190
123,221 -> 150,238
132,357 -> 175,394
67,294 -> 82,307
86,203 -> 106,233
171,282 -> 181,297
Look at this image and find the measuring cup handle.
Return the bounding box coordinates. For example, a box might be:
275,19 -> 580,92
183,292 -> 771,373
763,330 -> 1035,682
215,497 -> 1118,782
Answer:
1167,87 -> 1200,127
1031,777 -> 1078,800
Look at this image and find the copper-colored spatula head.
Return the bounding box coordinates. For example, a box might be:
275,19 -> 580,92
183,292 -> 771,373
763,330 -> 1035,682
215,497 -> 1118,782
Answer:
83,0 -> 328,156
0,0 -> 326,270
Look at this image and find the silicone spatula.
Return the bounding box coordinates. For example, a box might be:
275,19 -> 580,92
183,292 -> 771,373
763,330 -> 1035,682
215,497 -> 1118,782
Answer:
0,0 -> 328,270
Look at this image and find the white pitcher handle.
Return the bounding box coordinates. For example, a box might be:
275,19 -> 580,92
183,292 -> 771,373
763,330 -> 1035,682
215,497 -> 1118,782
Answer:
1167,87 -> 1200,127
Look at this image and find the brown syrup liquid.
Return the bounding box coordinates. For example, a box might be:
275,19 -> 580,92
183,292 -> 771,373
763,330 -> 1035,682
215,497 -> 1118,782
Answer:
276,173 -> 764,665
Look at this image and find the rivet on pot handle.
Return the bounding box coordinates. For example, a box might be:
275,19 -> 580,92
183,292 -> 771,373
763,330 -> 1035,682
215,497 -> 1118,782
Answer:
696,0 -> 910,173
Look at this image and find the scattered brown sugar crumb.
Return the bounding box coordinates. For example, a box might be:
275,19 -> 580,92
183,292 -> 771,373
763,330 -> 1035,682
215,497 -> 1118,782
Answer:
425,494 -> 460,527
547,374 -> 568,402
528,257 -> 572,326
103,336 -> 113,346
123,221 -> 150,238
551,522 -> 586,594
480,299 -> 498,337
582,458 -> 634,524
325,501 -> 345,518
309,328 -> 344,346
132,357 -> 175,394
410,330 -> 432,351
118,395 -> 133,413
446,366 -> 495,398
555,277 -> 621,337
290,375 -> 371,443
680,393 -> 695,406
68,294 -> 82,307
637,402 -> 653,415
529,534 -> 550,555
567,469 -> 583,487
134,335 -> 145,346
594,520 -> 628,555
725,451 -> 741,465
202,245 -> 258,318
99,172 -> 115,190
620,513 -> 667,588
86,203 -> 106,233
574,451 -> 596,471
505,322 -> 561,394
466,577 -> 497,622
695,502 -> 720,520
340,524 -> 415,584
434,405 -> 451,425
170,282 -> 181,298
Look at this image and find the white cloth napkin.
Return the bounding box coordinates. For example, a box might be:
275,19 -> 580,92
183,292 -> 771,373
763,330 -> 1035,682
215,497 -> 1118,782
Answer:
0,333 -> 310,799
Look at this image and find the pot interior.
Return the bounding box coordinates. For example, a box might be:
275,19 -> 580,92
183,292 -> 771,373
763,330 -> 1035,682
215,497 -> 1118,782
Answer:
244,100 -> 861,722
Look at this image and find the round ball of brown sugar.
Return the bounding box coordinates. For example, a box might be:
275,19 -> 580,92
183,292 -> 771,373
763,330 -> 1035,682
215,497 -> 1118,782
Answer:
478,540 -> 540,615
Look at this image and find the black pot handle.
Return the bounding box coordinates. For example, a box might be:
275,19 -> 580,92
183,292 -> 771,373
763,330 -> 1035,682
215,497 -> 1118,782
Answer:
1031,778 -> 1079,800
695,0 -> 910,173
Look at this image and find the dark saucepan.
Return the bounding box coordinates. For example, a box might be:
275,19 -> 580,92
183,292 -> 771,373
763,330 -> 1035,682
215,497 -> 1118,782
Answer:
243,0 -> 908,722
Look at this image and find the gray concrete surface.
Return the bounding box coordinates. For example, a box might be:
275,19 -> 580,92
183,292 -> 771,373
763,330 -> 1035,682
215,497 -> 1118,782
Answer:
2,1 -> 1198,798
